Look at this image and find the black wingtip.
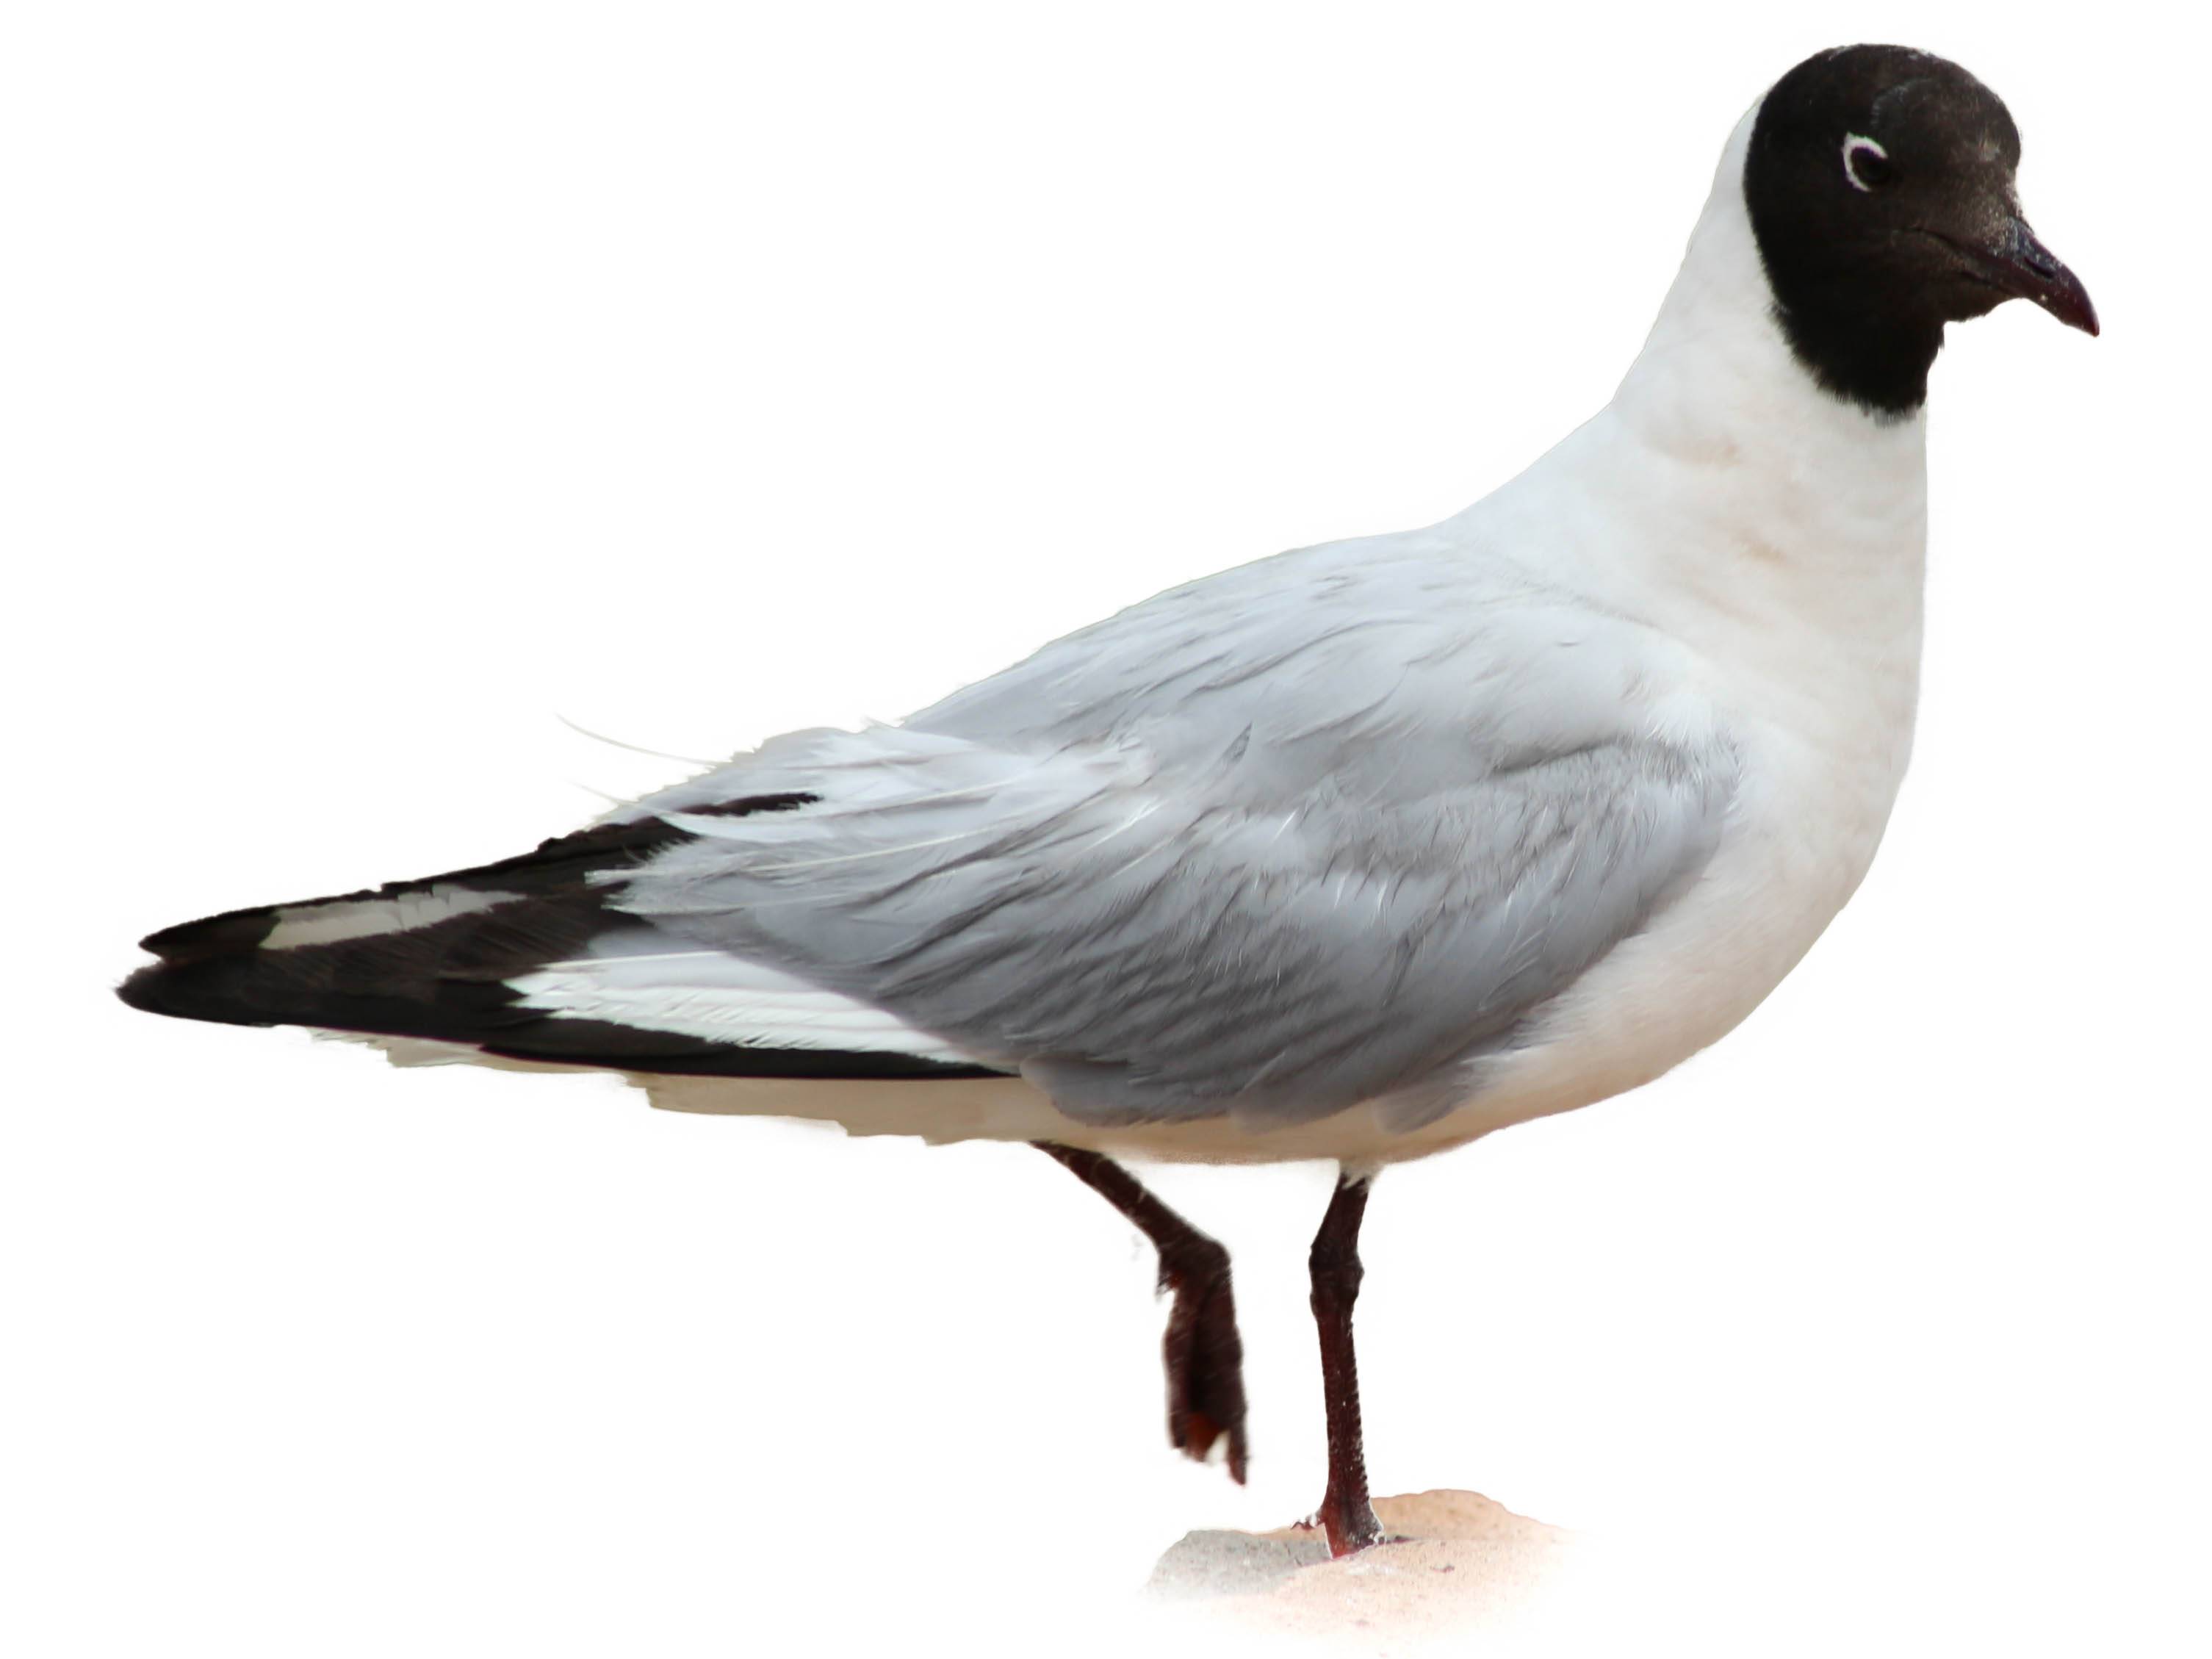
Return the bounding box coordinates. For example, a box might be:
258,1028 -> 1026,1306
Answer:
115,957 -> 284,1027
137,904 -> 280,964
114,810 -> 1020,1081
115,962 -> 166,1016
132,817 -> 699,968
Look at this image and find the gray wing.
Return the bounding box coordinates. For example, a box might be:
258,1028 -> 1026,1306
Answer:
606,532 -> 1739,1129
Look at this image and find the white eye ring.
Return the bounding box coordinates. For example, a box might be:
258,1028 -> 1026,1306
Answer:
1842,132 -> 1889,192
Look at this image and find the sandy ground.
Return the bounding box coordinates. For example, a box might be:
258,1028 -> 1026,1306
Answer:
1145,1489 -> 1585,1653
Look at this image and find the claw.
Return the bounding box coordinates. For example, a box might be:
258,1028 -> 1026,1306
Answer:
1160,1245 -> 1250,1484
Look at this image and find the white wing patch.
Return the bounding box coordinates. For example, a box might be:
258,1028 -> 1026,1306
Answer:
263,885 -> 525,950
505,938 -> 989,1062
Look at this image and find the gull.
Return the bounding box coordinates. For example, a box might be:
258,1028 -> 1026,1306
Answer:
120,44 -> 2096,1556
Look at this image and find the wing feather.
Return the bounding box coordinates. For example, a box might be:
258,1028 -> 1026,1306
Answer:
602,550 -> 1737,1127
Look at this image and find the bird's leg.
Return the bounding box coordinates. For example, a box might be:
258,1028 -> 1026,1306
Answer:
1308,1170 -> 1386,1556
1034,1142 -> 1248,1483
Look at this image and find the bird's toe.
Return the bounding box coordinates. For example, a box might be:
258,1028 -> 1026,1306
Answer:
1161,1260 -> 1249,1483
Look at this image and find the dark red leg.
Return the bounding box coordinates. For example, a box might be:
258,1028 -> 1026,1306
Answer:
1036,1142 -> 1249,1483
1308,1171 -> 1386,1555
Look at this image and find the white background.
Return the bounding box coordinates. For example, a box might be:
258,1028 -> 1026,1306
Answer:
6,3 -> 2205,1654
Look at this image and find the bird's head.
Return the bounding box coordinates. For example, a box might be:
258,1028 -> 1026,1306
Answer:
1745,44 -> 2096,416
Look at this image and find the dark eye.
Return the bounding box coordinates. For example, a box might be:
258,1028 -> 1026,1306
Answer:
1842,134 -> 1895,192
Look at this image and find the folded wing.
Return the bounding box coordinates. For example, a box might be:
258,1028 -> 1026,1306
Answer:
603,716 -> 1733,1127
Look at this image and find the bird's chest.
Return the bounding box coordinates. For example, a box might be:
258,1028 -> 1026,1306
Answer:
1430,525 -> 1928,1147
1690,669 -> 1922,999
1626,455 -> 1930,1007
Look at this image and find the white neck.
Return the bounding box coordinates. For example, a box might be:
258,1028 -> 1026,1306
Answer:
1611,104 -> 1930,541
1470,103 -> 1928,751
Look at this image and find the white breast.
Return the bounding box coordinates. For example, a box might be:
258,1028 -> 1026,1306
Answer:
1394,105 -> 1931,1155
